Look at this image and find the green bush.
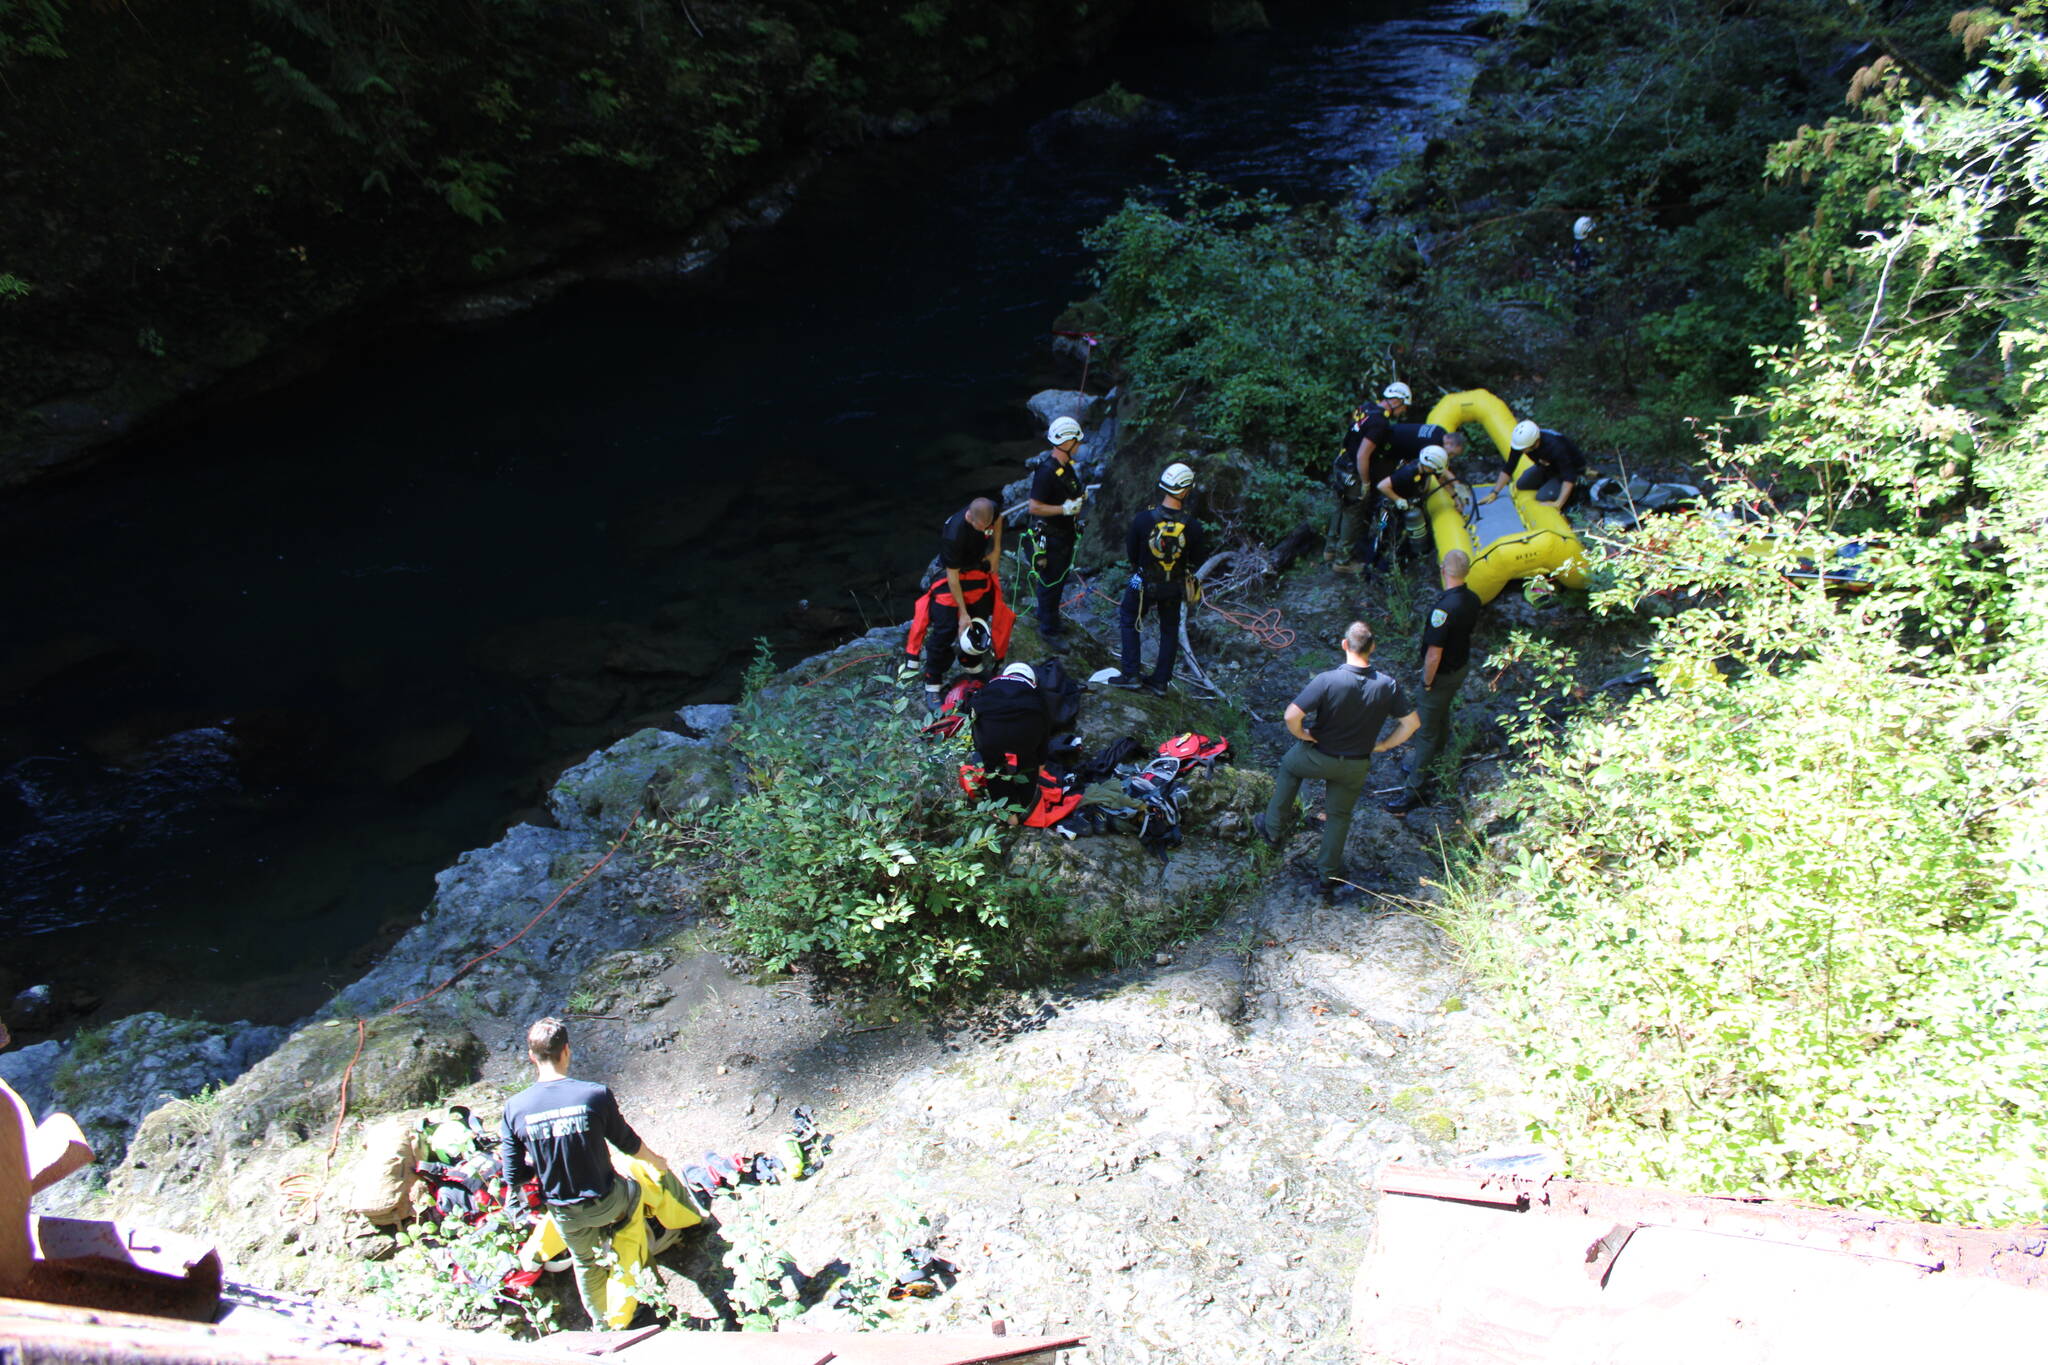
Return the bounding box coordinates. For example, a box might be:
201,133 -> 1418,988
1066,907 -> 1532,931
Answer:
1444,7 -> 2048,1224
1085,174 -> 1407,536
654,644 -> 1060,997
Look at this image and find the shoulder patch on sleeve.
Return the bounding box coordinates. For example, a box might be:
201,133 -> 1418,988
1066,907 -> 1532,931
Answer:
1429,608 -> 1449,628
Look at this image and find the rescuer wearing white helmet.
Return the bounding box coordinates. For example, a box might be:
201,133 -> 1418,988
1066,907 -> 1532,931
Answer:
1329,380 -> 1414,574
1107,462 -> 1209,697
1386,548 -> 1483,816
1376,443 -> 1460,515
1571,215 -> 1598,277
1024,416 -> 1088,648
970,660 -> 1049,819
1485,417 -> 1587,511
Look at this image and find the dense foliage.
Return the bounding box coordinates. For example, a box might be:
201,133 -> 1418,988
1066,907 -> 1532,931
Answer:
655,645 -> 1061,997
1084,177 -> 1408,534
1456,6 -> 2048,1222
1091,0 -> 2047,1222
1083,0 -> 1961,537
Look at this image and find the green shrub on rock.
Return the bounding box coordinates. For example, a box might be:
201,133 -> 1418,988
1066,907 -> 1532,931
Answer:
658,644 -> 1060,996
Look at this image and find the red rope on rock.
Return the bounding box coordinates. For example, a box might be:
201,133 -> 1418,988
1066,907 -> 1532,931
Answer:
800,651 -> 888,686
318,806 -> 645,1167
1204,598 -> 1295,650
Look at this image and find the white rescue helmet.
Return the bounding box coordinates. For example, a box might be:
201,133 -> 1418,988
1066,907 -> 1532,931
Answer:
1382,381 -> 1413,405
1418,445 -> 1449,473
960,618 -> 994,660
1573,215 -> 1596,241
1158,462 -> 1196,496
1511,419 -> 1543,452
1047,416 -> 1083,446
1001,661 -> 1037,685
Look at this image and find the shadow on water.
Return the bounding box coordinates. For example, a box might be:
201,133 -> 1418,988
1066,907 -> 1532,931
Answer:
0,0 -> 1495,1027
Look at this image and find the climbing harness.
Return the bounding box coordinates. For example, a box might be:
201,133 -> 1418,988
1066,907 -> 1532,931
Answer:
1145,511 -> 1190,583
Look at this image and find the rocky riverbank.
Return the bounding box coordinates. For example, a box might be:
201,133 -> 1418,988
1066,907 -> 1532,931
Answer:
7,412 -> 1631,1360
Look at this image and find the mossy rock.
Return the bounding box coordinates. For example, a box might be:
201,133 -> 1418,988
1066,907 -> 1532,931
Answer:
569,949 -> 676,1015
1070,82 -> 1154,127
207,1017 -> 486,1149
1179,762 -> 1274,841
646,742 -> 738,820
1414,1111 -> 1459,1144
550,727 -> 735,832
1009,823 -> 1256,967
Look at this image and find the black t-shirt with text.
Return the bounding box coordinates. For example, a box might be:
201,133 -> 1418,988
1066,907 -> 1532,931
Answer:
1030,458 -> 1084,540
1383,422 -> 1447,464
1420,585 -> 1483,673
500,1077 -> 644,1205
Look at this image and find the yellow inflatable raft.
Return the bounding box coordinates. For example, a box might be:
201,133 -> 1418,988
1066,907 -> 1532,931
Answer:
1415,389 -> 1590,604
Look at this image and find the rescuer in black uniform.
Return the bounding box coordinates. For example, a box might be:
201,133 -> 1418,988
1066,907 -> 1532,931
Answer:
1330,381 -> 1412,573
1109,462 -> 1209,697
501,1017 -> 673,1330
920,497 -> 1004,711
1025,416 -> 1087,649
1386,549 -> 1483,814
969,661 -> 1051,817
1373,443 -> 1462,566
1487,420 -> 1587,511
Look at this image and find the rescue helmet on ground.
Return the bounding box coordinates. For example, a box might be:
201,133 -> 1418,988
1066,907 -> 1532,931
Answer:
1158,462 -> 1196,496
1419,445 -> 1449,473
1382,381 -> 1413,405
960,618 -> 994,659
1000,662 -> 1037,685
1573,215 -> 1596,241
1047,416 -> 1083,446
1511,419 -> 1543,452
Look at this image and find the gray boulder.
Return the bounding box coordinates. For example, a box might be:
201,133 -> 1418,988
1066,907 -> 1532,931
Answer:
675,703 -> 736,739
328,822 -> 679,1028
548,726 -> 693,833
43,1012 -> 288,1166
1025,389 -> 1098,432
0,1039 -> 63,1121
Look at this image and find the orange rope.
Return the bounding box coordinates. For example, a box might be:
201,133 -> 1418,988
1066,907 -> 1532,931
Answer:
1204,598 -> 1295,649
800,651 -> 888,686
319,807 -> 646,1166
1085,577 -> 1295,651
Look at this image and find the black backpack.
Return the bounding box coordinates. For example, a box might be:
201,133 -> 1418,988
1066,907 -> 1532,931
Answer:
1032,657 -> 1084,737
968,678 -> 1049,772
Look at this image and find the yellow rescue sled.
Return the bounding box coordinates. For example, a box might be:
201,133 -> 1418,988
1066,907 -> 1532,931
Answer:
1416,389 -> 1590,603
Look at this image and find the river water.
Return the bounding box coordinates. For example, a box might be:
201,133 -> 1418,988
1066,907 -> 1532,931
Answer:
1,0 -> 1493,1026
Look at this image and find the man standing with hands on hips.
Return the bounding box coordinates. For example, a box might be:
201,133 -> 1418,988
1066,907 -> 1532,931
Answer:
1254,622 -> 1419,898
1386,550 -> 1482,814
